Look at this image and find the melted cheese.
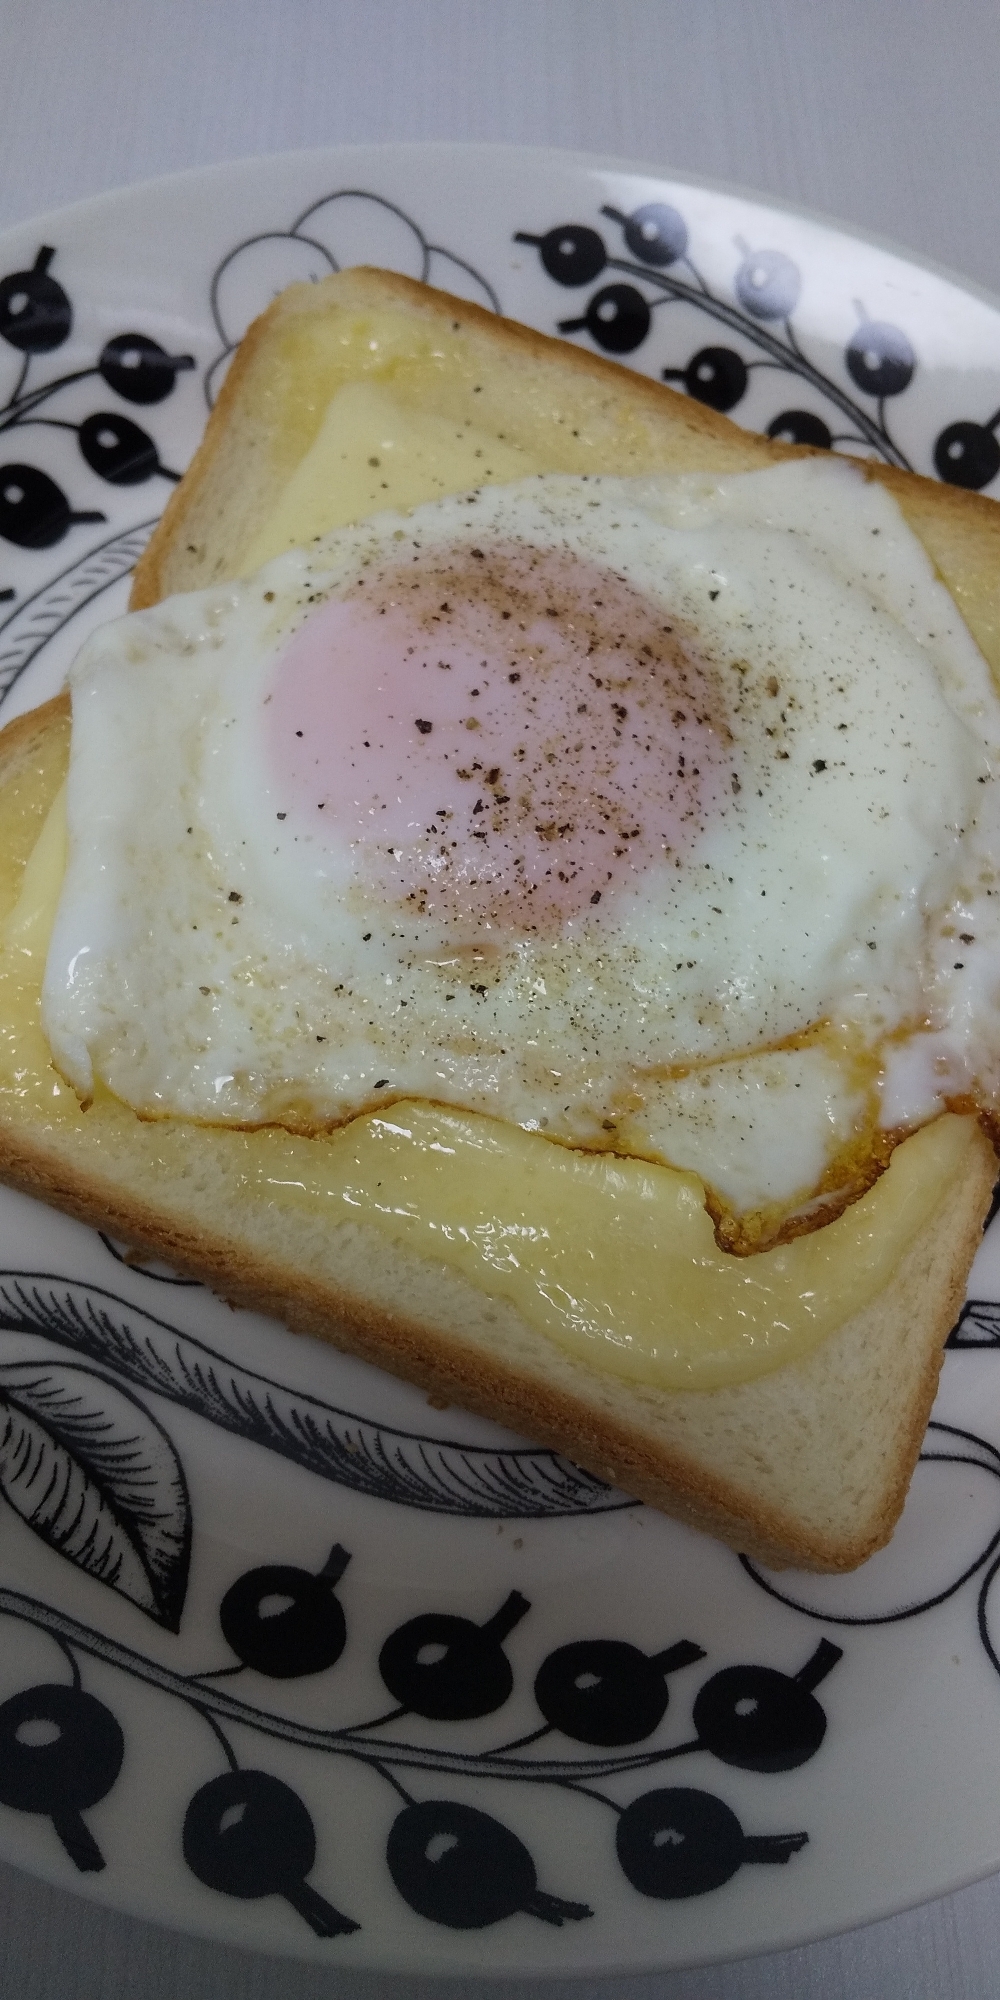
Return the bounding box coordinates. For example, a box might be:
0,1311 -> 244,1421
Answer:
261,1101 -> 971,1389
3,780 -> 65,956
243,379 -> 542,570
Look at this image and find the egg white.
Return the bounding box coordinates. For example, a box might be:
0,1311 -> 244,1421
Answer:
41,459 -> 1000,1227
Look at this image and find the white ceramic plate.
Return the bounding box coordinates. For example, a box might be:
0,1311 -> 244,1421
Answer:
1,143 -> 1000,1977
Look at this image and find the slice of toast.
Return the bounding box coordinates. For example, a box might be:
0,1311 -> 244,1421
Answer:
0,269 -> 995,1572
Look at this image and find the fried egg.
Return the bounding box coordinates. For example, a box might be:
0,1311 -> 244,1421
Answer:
40,458 -> 1000,1239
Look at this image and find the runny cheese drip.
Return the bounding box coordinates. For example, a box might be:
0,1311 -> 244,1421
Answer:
256,1103 -> 976,1389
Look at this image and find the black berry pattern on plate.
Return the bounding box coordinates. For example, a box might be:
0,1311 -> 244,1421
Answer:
220,1545 -> 351,1679
183,1768 -> 359,1937
0,246 -> 72,353
616,1788 -> 806,1900
689,1639 -> 840,1772
0,463 -> 104,551
0,246 -> 191,576
0,190 -> 498,686
532,1636 -> 707,1746
517,202 -> 1000,489
385,1799 -> 591,1929
0,1677 -> 123,1872
933,417 -> 1000,490
0,1579 -> 829,1936
378,1589 -> 530,1721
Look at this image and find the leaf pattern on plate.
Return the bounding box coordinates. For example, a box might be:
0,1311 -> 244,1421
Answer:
0,1359 -> 190,1629
0,520 -> 157,701
0,1274 -> 634,1519
947,1298 -> 1000,1346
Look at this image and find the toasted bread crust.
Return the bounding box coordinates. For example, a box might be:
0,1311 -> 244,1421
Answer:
129,268 -> 1000,688
0,690 -> 71,766
1,272 -> 995,1571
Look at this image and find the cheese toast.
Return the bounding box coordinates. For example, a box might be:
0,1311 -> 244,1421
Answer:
0,268 -> 996,1570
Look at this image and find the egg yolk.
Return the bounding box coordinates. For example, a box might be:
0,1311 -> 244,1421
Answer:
264,542 -> 736,938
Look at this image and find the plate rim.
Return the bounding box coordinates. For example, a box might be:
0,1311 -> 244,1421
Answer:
3,136 -> 1000,331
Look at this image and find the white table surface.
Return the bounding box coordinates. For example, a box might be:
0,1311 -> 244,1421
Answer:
1,0 -> 1000,1992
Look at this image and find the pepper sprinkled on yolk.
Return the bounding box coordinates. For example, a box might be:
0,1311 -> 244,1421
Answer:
264,542 -> 735,939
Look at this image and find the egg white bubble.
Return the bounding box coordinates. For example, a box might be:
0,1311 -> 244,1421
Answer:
42,460 -> 1000,1224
